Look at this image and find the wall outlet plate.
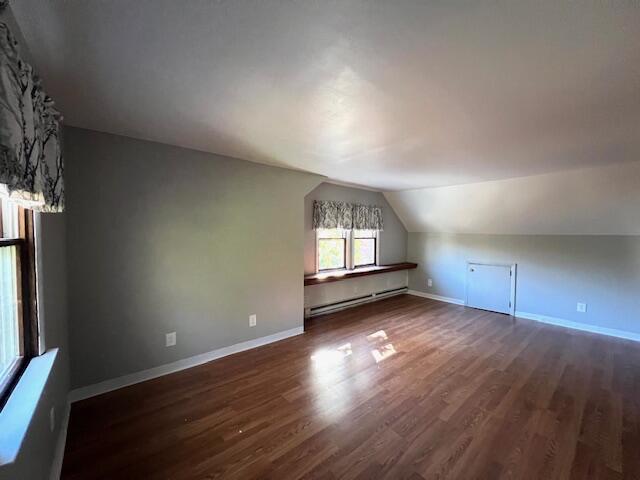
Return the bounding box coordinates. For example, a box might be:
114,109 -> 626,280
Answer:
249,314 -> 257,327
166,332 -> 177,347
427,278 -> 433,287
577,302 -> 587,313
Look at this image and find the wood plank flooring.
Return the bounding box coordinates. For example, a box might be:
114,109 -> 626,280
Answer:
61,295 -> 640,479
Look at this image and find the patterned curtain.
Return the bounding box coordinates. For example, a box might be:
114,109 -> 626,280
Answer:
0,22 -> 64,212
312,200 -> 353,230
313,200 -> 383,231
353,203 -> 383,231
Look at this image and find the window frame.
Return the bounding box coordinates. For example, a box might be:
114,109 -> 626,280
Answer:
352,230 -> 378,268
0,203 -> 38,409
315,229 -> 379,273
316,229 -> 350,272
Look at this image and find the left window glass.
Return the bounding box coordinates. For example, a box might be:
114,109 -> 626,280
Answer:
0,243 -> 21,387
0,198 -> 36,407
317,229 -> 347,271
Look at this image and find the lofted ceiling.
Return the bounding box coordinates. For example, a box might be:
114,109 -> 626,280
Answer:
10,1 -> 640,191
384,161 -> 640,235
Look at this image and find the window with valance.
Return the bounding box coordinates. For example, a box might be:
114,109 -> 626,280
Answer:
0,17 -> 63,406
312,200 -> 383,272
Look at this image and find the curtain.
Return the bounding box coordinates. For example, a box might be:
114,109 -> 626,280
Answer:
313,200 -> 383,231
0,22 -> 64,212
312,200 -> 353,230
353,203 -> 383,231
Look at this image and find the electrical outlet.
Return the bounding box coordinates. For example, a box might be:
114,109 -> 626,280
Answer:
577,302 -> 587,313
249,314 -> 257,327
427,278 -> 433,288
165,331 -> 176,347
49,406 -> 55,432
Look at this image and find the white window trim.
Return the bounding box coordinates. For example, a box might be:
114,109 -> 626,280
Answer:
315,229 -> 379,273
351,230 -> 379,269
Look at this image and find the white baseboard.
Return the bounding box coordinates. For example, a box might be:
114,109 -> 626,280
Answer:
407,290 -> 640,343
515,311 -> 640,342
407,290 -> 465,305
69,326 -> 304,403
49,401 -> 70,480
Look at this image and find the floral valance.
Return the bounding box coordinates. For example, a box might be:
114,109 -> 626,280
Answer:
313,200 -> 384,231
0,22 -> 64,212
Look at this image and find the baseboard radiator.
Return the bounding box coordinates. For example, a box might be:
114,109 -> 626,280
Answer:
307,287 -> 408,318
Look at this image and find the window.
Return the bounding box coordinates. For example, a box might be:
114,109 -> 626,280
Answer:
317,229 -> 347,271
353,230 -> 377,267
316,229 -> 378,272
0,198 -> 37,407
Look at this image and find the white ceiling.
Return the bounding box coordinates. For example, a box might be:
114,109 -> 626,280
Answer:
11,1 -> 640,191
385,161 -> 640,235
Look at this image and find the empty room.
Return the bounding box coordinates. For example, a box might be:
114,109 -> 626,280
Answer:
1,1 -> 639,479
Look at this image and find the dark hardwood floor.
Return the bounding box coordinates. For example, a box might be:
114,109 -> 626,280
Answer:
62,295 -> 640,479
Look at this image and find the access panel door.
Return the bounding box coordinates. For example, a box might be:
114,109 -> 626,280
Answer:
466,263 -> 513,315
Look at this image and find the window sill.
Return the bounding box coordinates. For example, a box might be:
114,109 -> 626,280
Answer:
304,262 -> 418,286
0,349 -> 58,466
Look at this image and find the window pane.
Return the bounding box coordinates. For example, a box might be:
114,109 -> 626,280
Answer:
353,229 -> 376,238
317,228 -> 346,239
0,245 -> 21,382
318,238 -> 345,270
1,198 -> 19,239
354,238 -> 376,266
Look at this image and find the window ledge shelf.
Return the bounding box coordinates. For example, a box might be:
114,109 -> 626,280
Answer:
304,262 -> 418,286
0,349 -> 58,467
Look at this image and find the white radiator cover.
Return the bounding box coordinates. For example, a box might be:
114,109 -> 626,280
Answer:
304,270 -> 409,313
307,287 -> 408,317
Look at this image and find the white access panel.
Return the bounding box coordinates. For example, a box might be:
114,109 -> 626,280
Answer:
466,263 -> 515,315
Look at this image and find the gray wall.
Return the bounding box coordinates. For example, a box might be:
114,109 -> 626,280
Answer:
304,182 -> 407,274
0,7 -> 70,480
65,127 -> 321,389
408,233 -> 640,335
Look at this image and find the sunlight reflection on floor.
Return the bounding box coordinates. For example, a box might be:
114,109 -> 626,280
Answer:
366,330 -> 388,342
371,343 -> 397,363
308,327 -> 399,422
366,329 -> 396,363
310,342 -> 352,366
309,342 -> 355,421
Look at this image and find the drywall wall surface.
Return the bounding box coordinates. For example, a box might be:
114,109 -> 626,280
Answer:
408,232 -> 640,334
65,127 -> 322,388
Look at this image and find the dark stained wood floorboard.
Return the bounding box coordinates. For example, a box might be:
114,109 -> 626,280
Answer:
61,295 -> 640,480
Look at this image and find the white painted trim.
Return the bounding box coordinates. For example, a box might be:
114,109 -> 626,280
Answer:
49,401 -> 70,480
465,262 -> 517,315
515,311 -> 640,342
407,290 -> 465,305
315,227 -> 378,273
0,349 -> 58,466
34,212 -> 46,355
407,291 -> 640,342
315,228 -> 350,273
69,327 -> 304,403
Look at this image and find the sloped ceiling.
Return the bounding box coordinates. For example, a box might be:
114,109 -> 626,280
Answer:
384,162 -> 640,235
10,1 -> 640,191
